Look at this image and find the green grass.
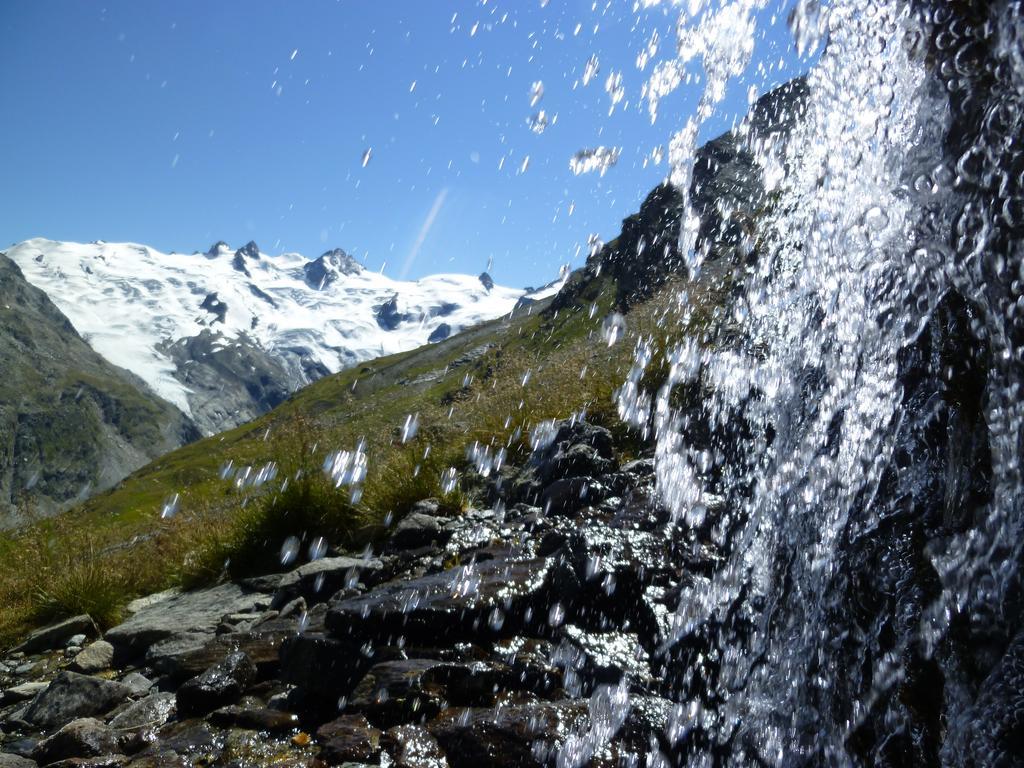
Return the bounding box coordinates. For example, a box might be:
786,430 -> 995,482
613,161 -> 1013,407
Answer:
0,271 -> 714,646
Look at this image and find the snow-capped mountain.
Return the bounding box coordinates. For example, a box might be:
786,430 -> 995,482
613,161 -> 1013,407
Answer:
5,238 -> 562,434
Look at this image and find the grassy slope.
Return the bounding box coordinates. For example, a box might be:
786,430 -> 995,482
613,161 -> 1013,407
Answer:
0,257 -> 727,646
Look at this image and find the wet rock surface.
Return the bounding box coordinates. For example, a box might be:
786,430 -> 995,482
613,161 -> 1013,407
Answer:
1,418 -> 683,766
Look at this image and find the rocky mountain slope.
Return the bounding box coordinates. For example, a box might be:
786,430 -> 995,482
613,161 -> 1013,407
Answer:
0,256 -> 199,526
0,421 -> 681,768
4,239 -> 558,435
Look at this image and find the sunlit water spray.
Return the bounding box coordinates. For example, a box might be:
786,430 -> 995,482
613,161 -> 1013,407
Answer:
577,0 -> 1024,765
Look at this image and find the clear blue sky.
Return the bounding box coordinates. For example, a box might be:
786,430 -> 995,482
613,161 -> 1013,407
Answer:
1,1 -> 811,287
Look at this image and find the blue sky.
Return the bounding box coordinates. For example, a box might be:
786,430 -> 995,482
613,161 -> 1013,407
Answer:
1,1 -> 810,287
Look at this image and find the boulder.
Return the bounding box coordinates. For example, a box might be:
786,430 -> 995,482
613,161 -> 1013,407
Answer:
348,660 -> 449,726
1,682 -> 48,706
104,583 -> 265,660
23,673 -> 131,731
315,714 -> 382,764
0,755 -> 36,768
427,701 -> 589,768
383,724 -> 448,768
43,757 -> 127,768
175,651 -> 256,717
273,556 -> 381,608
12,615 -> 99,655
31,718 -> 118,764
388,513 -> 449,550
551,627 -> 651,696
107,692 -> 176,732
326,557 -> 553,644
71,641 -> 114,674
207,705 -> 299,732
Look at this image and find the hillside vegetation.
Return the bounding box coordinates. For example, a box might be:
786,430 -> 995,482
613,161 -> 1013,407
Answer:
0,257 -> 731,646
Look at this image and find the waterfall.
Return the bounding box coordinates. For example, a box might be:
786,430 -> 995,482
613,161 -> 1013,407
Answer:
613,0 -> 1024,764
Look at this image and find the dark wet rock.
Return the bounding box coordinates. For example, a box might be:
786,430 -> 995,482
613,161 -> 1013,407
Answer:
428,700 -> 589,768
24,673 -> 131,731
427,324 -> 451,343
71,641 -> 114,674
31,718 -> 118,764
107,692 -> 176,732
153,616 -> 294,682
545,443 -> 616,483
315,714 -> 382,764
12,616 -> 99,655
389,513 -> 450,551
552,627 -> 651,696
44,756 -> 128,768
128,720 -> 219,766
208,705 -> 300,732
0,755 -> 36,768
383,724 -> 448,768
348,659 -> 449,726
105,583 -> 265,663
489,638 -> 563,696
175,651 -> 256,717
541,477 -> 610,516
273,556 -> 382,608
326,557 -> 553,644
279,632 -> 370,710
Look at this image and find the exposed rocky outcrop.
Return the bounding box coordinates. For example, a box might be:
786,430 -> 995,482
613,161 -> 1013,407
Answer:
303,248 -> 362,290
0,419 -> 681,767
0,255 -> 199,526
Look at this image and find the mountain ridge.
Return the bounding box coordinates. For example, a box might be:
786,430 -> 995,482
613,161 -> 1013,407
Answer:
5,238 -> 560,435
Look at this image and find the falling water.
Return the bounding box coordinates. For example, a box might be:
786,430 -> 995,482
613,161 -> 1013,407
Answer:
608,0 -> 1024,764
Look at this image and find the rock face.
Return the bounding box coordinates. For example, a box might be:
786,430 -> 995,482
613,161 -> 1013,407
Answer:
0,255 -> 199,525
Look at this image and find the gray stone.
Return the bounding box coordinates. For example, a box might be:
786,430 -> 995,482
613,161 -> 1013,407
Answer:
13,662 -> 36,676
117,672 -> 153,697
31,718 -> 118,764
388,513 -> 449,550
66,634 -> 87,648
1,681 -> 48,705
12,615 -> 100,655
23,672 -> 131,731
273,556 -> 382,608
0,754 -> 37,768
71,641 -> 114,674
106,692 -> 176,731
105,583 -> 263,659
123,589 -> 179,616
175,651 -> 256,716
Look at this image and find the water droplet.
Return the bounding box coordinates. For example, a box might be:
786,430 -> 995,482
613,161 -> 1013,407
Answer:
280,536 -> 300,566
308,537 -> 327,561
582,54 -> 600,86
602,313 -> 626,346
160,493 -> 180,519
570,146 -> 620,176
361,148 -> 372,167
401,413 -> 420,443
529,80 -> 544,107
